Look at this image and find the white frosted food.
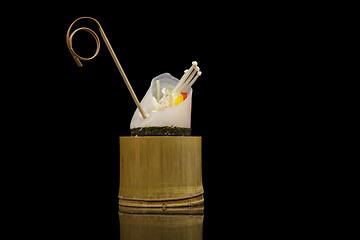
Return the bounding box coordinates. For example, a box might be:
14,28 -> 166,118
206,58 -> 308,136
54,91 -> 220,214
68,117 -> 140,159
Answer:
130,73 -> 193,129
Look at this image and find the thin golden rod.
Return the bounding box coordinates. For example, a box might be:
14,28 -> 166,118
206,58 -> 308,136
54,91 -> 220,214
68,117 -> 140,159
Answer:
66,17 -> 147,119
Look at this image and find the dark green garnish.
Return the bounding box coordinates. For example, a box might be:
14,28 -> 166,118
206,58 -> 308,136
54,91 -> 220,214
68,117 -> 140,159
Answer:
130,126 -> 191,136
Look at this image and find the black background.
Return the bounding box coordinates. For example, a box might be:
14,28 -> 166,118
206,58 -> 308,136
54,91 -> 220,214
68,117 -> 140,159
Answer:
12,4 -> 305,238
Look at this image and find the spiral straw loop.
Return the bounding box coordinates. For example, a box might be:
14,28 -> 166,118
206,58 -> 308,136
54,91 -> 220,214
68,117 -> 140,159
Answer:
66,17 -> 148,119
66,17 -> 102,67
68,27 -> 100,62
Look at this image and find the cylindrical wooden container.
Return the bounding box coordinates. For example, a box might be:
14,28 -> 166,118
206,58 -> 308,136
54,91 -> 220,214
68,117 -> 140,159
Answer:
119,136 -> 204,213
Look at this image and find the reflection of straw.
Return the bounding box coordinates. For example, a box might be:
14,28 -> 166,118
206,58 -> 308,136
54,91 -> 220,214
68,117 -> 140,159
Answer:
66,17 -> 148,119
173,61 -> 202,93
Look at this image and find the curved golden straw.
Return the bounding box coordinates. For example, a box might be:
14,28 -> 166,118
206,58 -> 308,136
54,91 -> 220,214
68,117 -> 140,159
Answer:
66,17 -> 147,119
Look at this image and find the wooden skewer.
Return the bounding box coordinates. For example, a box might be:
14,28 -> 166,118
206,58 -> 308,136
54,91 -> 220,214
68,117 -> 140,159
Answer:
182,71 -> 202,92
173,61 -> 197,93
173,61 -> 202,94
66,17 -> 148,119
181,66 -> 199,91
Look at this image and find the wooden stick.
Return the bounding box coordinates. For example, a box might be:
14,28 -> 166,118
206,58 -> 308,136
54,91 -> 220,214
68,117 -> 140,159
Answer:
182,71 -> 202,92
181,66 -> 199,91
66,17 -> 148,119
173,61 -> 197,93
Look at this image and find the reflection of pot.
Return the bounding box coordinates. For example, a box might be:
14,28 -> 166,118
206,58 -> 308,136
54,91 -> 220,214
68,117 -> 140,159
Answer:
130,73 -> 193,129
119,136 -> 204,214
119,212 -> 204,240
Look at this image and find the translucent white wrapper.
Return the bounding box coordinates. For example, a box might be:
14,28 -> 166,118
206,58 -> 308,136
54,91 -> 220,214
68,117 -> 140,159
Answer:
130,73 -> 192,129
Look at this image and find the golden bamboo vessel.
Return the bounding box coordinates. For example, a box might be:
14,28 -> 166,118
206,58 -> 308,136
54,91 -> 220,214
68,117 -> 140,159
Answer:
119,136 -> 204,214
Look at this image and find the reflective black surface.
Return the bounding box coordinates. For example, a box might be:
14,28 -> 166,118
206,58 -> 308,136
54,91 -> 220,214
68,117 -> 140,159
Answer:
19,5 -> 301,238
119,212 -> 203,240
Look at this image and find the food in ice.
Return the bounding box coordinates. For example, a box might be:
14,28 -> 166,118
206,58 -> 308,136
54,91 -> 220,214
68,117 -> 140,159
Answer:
130,62 -> 201,136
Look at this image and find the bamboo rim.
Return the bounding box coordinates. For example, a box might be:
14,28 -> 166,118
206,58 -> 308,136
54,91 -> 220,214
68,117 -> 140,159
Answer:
119,194 -> 204,208
119,191 -> 204,202
119,205 -> 204,215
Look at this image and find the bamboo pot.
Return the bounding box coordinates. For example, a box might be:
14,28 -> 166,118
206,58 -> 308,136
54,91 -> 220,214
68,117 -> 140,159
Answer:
119,136 -> 204,213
